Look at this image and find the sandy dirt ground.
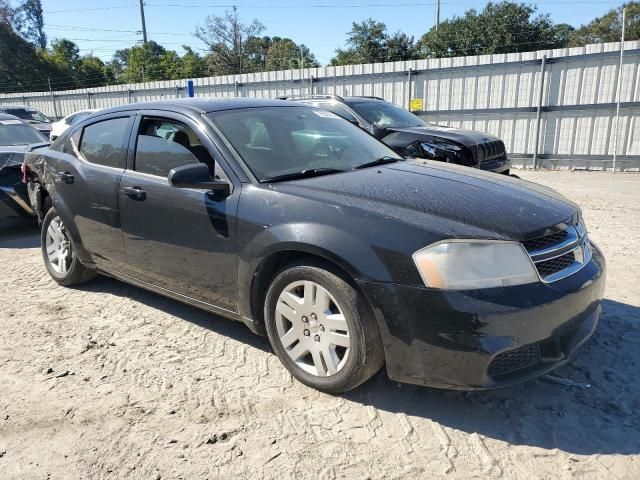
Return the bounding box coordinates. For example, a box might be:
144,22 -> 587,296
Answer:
0,170 -> 639,480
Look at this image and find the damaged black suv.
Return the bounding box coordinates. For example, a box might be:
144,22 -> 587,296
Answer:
284,95 -> 511,174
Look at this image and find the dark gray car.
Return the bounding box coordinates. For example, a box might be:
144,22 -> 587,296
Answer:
23,99 -> 604,393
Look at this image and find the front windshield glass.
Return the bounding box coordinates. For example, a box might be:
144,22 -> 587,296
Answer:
207,106 -> 401,181
349,101 -> 427,128
3,108 -> 51,123
0,120 -> 46,146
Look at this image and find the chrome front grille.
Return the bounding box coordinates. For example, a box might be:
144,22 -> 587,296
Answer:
523,221 -> 591,282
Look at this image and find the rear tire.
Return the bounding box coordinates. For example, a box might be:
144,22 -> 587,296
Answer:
264,262 -> 384,393
41,207 -> 95,286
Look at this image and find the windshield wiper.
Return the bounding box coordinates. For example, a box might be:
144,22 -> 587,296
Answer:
354,156 -> 401,170
261,167 -> 346,183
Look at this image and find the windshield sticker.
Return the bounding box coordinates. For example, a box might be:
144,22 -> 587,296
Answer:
313,110 -> 339,118
0,120 -> 23,125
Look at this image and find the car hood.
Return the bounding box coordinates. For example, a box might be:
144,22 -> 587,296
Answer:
270,160 -> 578,241
384,125 -> 501,147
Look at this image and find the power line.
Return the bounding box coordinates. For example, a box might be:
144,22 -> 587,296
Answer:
44,0 -> 622,13
47,24 -> 193,36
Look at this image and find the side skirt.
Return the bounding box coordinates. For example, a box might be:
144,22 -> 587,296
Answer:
96,265 -> 246,324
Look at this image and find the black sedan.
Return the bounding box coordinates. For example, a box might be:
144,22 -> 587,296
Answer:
23,99 -> 605,393
0,113 -> 49,225
284,95 -> 511,174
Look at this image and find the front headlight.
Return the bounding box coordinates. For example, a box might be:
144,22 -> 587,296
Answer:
413,241 -> 539,290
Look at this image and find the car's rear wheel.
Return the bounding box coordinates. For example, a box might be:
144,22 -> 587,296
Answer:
41,207 -> 95,286
264,262 -> 384,393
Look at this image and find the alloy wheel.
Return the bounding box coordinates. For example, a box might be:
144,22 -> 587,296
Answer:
275,280 -> 351,377
45,216 -> 72,275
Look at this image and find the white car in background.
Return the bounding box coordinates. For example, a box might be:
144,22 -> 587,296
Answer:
50,109 -> 99,141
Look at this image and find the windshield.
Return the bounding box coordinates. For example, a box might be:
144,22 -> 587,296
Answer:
0,120 -> 46,146
207,106 -> 401,181
349,101 -> 427,128
2,108 -> 51,123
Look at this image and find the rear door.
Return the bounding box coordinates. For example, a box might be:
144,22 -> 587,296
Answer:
118,112 -> 240,313
52,114 -> 133,271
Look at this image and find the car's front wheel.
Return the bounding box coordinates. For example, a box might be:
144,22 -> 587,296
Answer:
41,208 -> 95,286
264,262 -> 384,393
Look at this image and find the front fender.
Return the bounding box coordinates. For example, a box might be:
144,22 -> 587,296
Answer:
236,222 -> 396,321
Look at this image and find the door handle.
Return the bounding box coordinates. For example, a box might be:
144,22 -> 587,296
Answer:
123,186 -> 146,201
57,171 -> 74,184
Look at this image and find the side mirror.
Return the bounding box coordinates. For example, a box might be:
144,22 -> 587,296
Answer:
168,163 -> 230,195
369,124 -> 389,139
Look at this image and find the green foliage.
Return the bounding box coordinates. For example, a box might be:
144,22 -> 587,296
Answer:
265,38 -> 319,70
331,19 -> 416,65
0,23 -> 64,92
180,46 -> 208,78
0,0 -> 635,94
417,1 -> 574,58
569,2 -> 640,46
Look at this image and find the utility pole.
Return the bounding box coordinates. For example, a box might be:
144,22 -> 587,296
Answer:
612,7 -> 626,173
139,0 -> 148,44
435,0 -> 440,31
47,77 -> 59,120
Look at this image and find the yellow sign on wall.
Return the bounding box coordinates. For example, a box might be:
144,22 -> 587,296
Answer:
409,98 -> 423,112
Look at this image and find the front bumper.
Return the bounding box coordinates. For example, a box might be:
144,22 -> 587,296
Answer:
358,244 -> 606,390
480,155 -> 511,174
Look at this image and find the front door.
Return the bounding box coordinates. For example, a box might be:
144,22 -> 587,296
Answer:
118,114 -> 239,313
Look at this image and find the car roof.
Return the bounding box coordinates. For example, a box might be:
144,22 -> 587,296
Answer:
0,113 -> 25,121
0,105 -> 34,111
287,96 -> 386,104
97,98 -> 306,116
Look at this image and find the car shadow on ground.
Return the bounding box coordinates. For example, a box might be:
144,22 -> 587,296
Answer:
347,298 -> 640,456
4,220 -> 636,456
69,272 -> 640,456
0,222 -> 39,248
74,275 -> 271,354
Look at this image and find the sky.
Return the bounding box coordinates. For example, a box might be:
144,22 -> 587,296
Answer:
39,0 -> 625,65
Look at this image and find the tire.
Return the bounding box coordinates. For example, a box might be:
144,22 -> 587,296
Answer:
41,207 -> 95,286
264,262 -> 384,393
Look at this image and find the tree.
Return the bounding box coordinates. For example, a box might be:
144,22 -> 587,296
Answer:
416,2 -> 574,58
245,35 -> 273,70
385,32 -> 416,62
116,41 -> 168,83
180,45 -> 207,78
330,19 -> 416,65
332,19 -> 387,65
569,2 -> 640,46
17,0 -> 46,49
45,38 -> 80,70
195,7 -> 265,75
76,55 -> 113,88
265,38 -> 318,70
0,0 -> 21,31
0,23 -> 64,92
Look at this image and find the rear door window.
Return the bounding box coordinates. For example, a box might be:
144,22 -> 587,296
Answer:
79,117 -> 130,168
